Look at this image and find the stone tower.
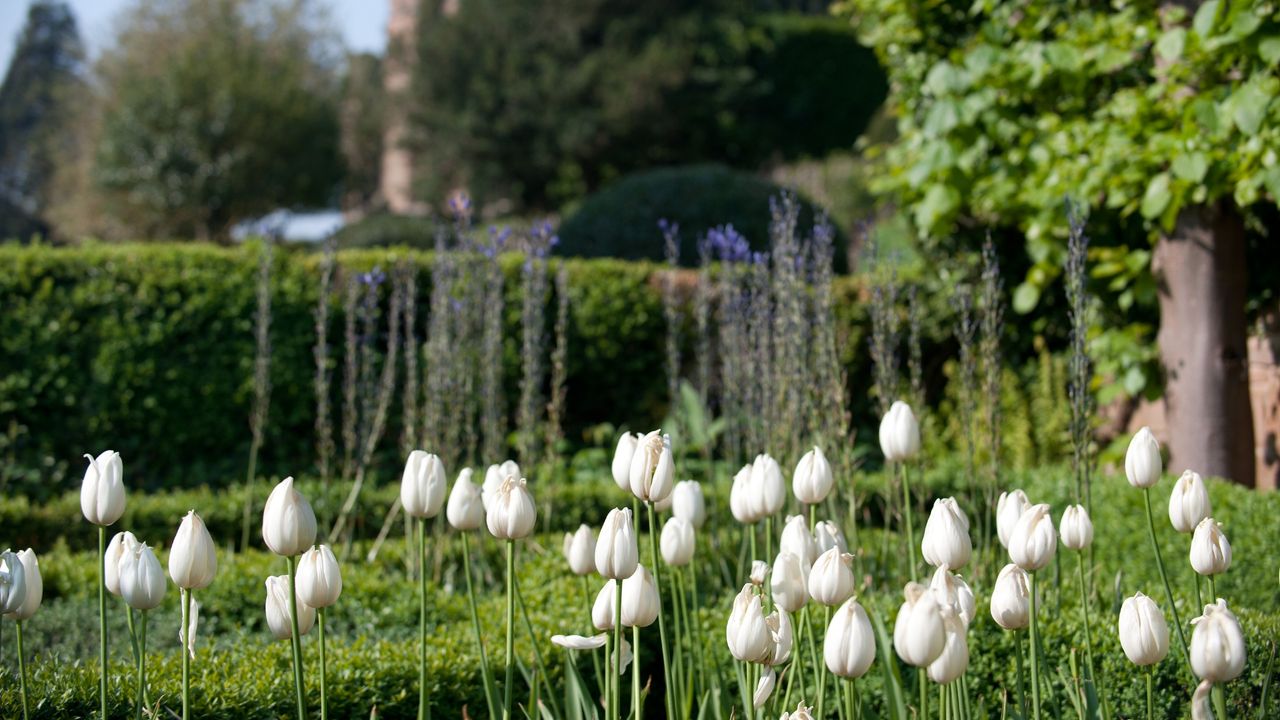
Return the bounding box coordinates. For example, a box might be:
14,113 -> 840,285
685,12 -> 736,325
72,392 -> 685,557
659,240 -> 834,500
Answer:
379,0 -> 422,214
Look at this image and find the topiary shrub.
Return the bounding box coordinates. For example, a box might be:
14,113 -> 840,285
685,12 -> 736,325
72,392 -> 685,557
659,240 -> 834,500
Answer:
556,164 -> 849,270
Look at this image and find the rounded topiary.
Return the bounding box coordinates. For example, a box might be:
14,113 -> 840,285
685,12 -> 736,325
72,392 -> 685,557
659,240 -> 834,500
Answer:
556,164 -> 849,271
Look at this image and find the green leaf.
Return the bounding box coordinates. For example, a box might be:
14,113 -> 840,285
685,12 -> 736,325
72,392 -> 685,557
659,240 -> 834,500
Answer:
1171,152 -> 1209,183
1259,36 -> 1280,65
1156,29 -> 1185,62
1194,1 -> 1220,38
1264,165 -> 1280,201
1013,281 -> 1041,314
913,184 -> 959,231
1141,173 -> 1172,220
1231,82 -> 1272,136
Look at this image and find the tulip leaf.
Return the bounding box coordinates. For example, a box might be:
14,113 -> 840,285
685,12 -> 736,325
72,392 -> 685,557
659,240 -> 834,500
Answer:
870,607 -> 909,720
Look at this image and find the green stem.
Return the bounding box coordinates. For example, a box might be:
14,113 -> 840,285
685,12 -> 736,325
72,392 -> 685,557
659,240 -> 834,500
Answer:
632,624 -> 642,720
126,605 -> 139,668
1075,552 -> 1103,714
1209,575 -> 1218,602
1194,574 -> 1204,610
646,502 -> 675,718
918,667 -> 928,720
99,526 -> 108,720
182,589 -> 191,720
514,568 -> 561,718
939,681 -> 945,720
901,463 -> 917,583
1145,669 -> 1152,720
819,605 -> 831,720
1014,629 -> 1028,720
614,579 -> 623,720
286,556 -> 307,720
17,619 -> 30,720
504,539 -> 515,720
1029,571 -> 1041,720
418,519 -> 429,720
1143,488 -> 1190,665
319,609 -> 328,720
134,611 -> 147,720
463,533 -> 498,720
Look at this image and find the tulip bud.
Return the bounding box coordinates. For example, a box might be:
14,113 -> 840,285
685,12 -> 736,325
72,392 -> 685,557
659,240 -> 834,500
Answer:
793,446 -> 834,505
807,547 -> 855,607
764,608 -> 793,667
1125,427 -> 1162,489
401,451 -> 447,519
3,549 -> 42,620
595,508 -> 638,580
1059,504 -> 1094,551
482,460 -> 520,510
1190,518 -> 1232,576
730,465 -> 755,524
780,515 -> 818,570
0,550 -> 27,616
611,432 -> 640,491
486,475 -> 537,540
750,454 -> 786,519
928,565 -> 975,627
621,564 -> 660,628
813,521 -> 848,555
1118,592 -> 1169,666
989,563 -> 1030,630
1008,503 -> 1056,571
1169,470 -> 1211,534
447,468 -> 485,530
921,498 -> 971,570
105,531 -> 140,596
894,582 -> 946,667
1190,599 -> 1246,683
879,401 -> 921,463
80,450 -> 126,526
927,613 -> 969,684
824,597 -> 875,679
169,510 -> 217,590
551,633 -> 608,650
672,480 -> 706,529
660,517 -> 695,567
995,489 -> 1030,549
262,477 -> 317,557
119,543 -> 166,611
726,584 -> 772,663
629,430 -> 675,504
265,574 -> 315,640
563,524 -> 598,576
771,551 -> 809,613
750,560 -> 770,586
592,579 -> 617,631
297,544 -> 343,609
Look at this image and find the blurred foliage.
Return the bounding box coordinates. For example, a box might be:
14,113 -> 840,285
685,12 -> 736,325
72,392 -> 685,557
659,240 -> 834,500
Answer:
557,164 -> 849,269
412,4 -> 886,212
338,52 -> 385,212
838,0 -> 1280,401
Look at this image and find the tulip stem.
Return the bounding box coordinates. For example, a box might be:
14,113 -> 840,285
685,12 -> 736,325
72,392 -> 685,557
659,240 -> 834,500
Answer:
134,611 -> 147,720
181,589 -> 192,720
1029,571 -> 1041,720
900,463 -> 917,583
1075,551 -> 1104,716
318,609 -> 328,720
646,502 -> 675,718
1014,629 -> 1028,720
286,556 -> 307,720
462,532 -> 498,720
818,605 -> 831,720
918,668 -> 928,720
613,579 -> 623,720
504,539 -> 515,720
17,619 -> 30,720
1143,487 -> 1190,666
418,518 -> 430,720
1145,668 -> 1153,720
1208,575 -> 1217,602
632,624 -> 642,720
99,526 -> 108,720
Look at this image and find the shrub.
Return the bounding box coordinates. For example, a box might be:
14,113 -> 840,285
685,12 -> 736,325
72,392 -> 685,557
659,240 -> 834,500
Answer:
333,213 -> 442,250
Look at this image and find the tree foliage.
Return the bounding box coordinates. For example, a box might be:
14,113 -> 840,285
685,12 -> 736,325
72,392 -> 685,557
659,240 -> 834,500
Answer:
841,0 -> 1280,399
412,2 -> 886,211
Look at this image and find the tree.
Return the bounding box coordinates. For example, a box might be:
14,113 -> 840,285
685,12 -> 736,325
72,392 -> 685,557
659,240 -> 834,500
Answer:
0,1 -> 84,240
87,0 -> 344,240
843,0 -> 1280,484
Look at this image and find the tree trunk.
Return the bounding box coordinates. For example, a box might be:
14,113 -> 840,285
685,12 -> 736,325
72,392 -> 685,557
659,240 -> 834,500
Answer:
1153,201 -> 1255,484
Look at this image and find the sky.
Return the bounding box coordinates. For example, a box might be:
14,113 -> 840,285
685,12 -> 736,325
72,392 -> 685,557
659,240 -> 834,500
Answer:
0,0 -> 388,78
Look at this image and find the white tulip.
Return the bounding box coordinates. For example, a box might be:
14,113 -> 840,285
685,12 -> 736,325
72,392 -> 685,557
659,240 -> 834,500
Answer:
486,475 -> 537,540
592,579 -> 618,631
595,508 -> 638,579
814,520 -> 848,555
80,450 -> 126,526
726,584 -> 772,663
119,543 -> 166,611
265,574 -> 315,640
1059,504 -> 1094,551
1190,599 -> 1246,683
629,430 -> 675,504
446,468 -> 485,530
771,551 -> 809,613
551,633 -> 609,650
921,498 -> 971,570
750,453 -> 786,519
1190,518 -> 1232,576
621,564 -> 660,628
730,464 -> 755,524
928,565 -> 975,627
750,560 -> 770,586
1118,592 -> 1169,666
563,524 -> 598,576
671,480 -> 706,529
1125,427 -> 1163,489
660,517 -> 695,567
793,446 -> 834,505
105,531 -> 140,596
879,401 -> 921,462
764,608 -> 793,666
780,514 -> 818,570
297,544 -> 343,608
262,476 -> 317,556
169,510 -> 217,590
824,597 -> 875,679
780,702 -> 814,720
0,549 -> 27,616
996,489 -> 1030,549
401,451 -> 447,519
1008,503 -> 1057,571
927,613 -> 969,684
611,432 -> 640,491
754,668 -> 777,708
989,563 -> 1030,630
482,460 -> 520,510
893,582 -> 946,667
807,547 -> 855,607
3,549 -> 42,620
1169,470 -> 1211,534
